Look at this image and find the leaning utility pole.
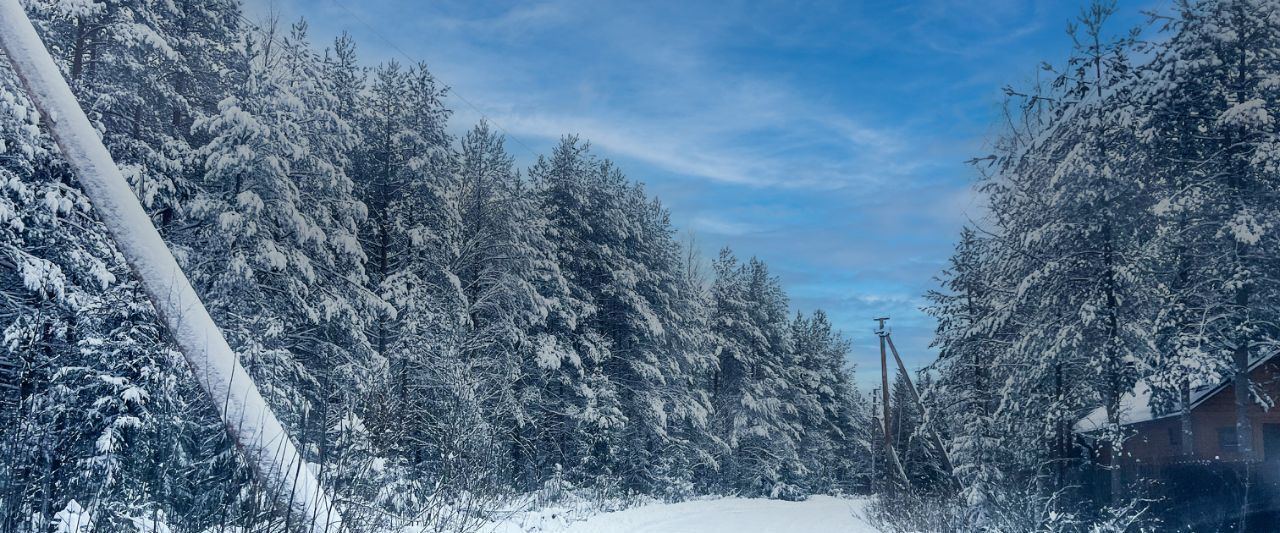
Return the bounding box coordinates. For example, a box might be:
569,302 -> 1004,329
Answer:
0,2 -> 342,531
885,332 -> 957,485
875,316 -> 958,490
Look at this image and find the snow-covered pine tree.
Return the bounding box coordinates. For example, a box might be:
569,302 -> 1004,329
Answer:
707,249 -> 802,497
346,60 -> 452,463
0,51 -> 140,528
789,310 -> 866,494
0,1 -> 245,528
1142,0 -> 1280,465
527,137 -> 626,488
595,174 -> 709,495
185,19 -> 377,518
383,120 -> 568,504
654,236 -> 719,499
972,2 -> 1156,502
926,228 -> 1006,517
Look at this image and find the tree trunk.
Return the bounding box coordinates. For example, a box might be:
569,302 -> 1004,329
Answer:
1181,379 -> 1194,456
1235,283 -> 1253,462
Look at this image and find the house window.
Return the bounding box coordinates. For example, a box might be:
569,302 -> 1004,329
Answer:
1169,427 -> 1181,447
1219,427 -> 1239,453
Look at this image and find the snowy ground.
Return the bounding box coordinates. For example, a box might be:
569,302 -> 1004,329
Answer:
489,495 -> 882,533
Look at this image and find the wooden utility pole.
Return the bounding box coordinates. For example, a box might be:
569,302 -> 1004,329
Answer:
0,3 -> 343,530
874,317 -> 958,490
885,333 -> 957,485
875,317 -> 911,488
877,317 -> 892,456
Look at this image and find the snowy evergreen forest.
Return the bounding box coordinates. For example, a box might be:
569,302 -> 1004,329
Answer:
0,0 -> 874,531
875,0 -> 1280,530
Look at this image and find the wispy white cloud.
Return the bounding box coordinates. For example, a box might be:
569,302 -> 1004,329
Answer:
254,0 -> 1140,380
689,214 -> 766,236
905,0 -> 1051,57
375,1 -> 915,191
487,112 -> 773,187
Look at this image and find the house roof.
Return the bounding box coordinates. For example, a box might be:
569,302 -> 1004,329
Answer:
1073,352 -> 1278,434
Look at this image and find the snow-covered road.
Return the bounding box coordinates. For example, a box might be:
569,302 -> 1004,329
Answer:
492,496 -> 882,533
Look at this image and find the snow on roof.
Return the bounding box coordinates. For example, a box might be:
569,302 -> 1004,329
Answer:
1074,378 -> 1226,433
1074,353 -> 1279,434
1073,380 -> 1166,433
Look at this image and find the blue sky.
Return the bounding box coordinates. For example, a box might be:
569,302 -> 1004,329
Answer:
247,0 -> 1155,386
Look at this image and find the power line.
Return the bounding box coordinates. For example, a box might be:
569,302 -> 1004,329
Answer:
321,0 -> 543,160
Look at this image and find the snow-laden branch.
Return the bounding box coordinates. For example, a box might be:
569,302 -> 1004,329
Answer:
0,2 -> 343,531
